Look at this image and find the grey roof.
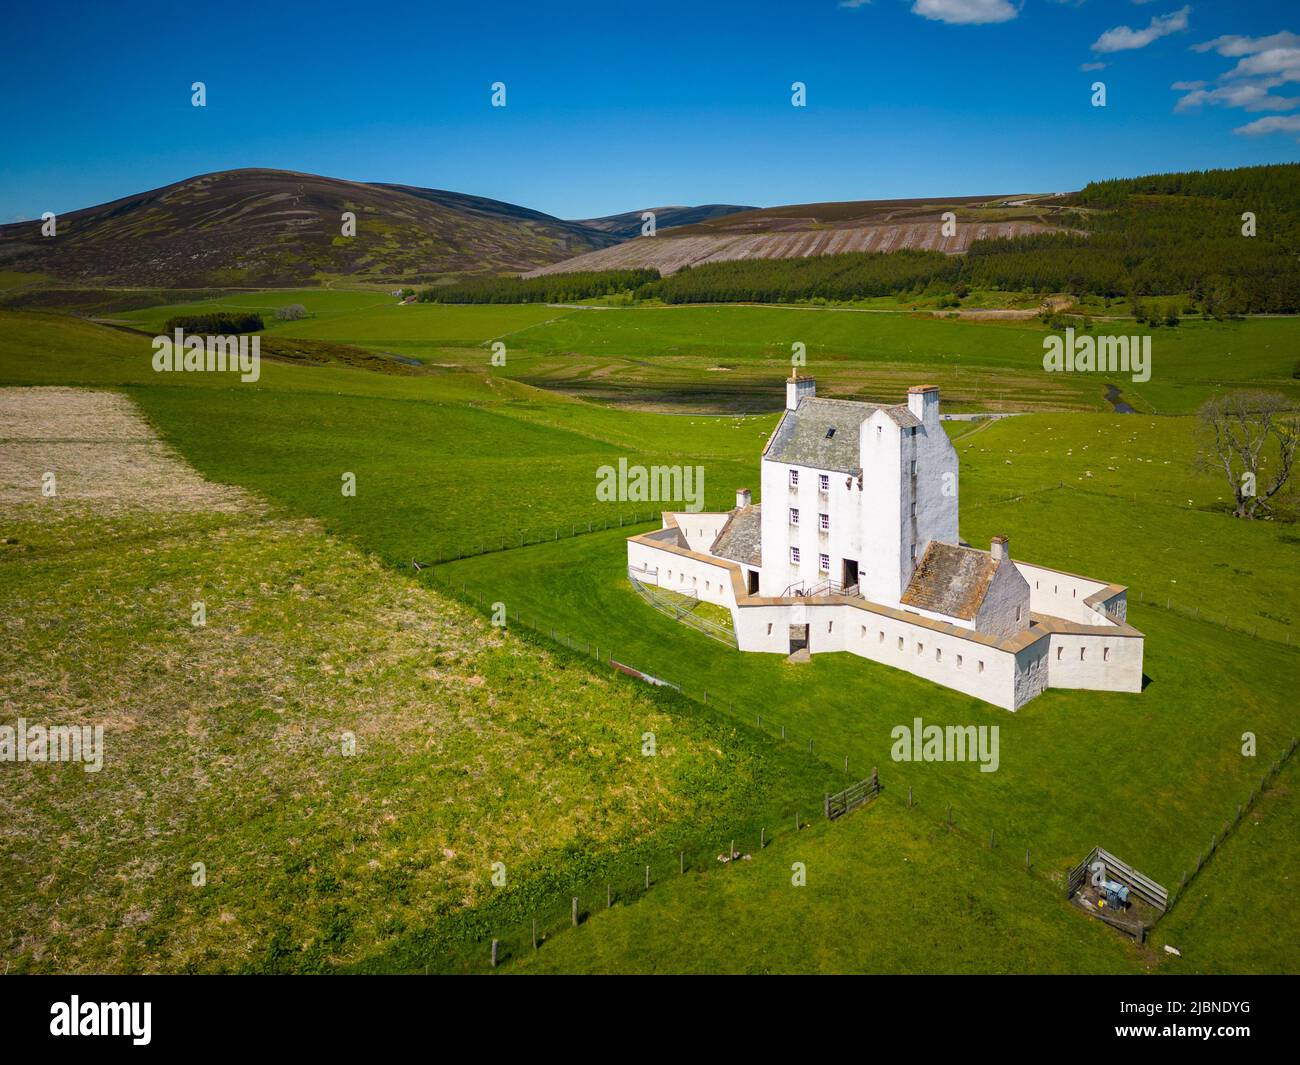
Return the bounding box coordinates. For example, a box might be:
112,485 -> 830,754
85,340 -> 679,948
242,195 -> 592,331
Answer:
710,504 -> 762,567
643,525 -> 689,549
900,542 -> 998,621
764,397 -> 918,474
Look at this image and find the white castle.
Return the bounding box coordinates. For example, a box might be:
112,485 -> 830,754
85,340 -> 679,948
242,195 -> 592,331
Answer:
626,375 -> 1144,710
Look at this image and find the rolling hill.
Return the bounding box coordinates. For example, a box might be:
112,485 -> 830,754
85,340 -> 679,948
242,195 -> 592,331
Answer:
526,193 -> 1070,277
0,169 -> 623,288
575,204 -> 756,240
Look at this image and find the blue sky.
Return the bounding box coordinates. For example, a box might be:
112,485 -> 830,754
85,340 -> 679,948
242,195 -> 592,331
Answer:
1,0 -> 1297,221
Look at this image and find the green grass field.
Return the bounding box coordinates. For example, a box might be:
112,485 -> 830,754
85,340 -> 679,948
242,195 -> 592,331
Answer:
2,295 -> 1297,973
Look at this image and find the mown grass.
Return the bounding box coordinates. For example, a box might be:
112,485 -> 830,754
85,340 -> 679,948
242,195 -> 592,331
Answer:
505,794 -> 1149,975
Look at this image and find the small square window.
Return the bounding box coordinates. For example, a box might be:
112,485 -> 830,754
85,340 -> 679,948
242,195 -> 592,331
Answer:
790,546 -> 801,564
818,553 -> 830,573
789,469 -> 799,487
819,513 -> 829,531
789,507 -> 800,526
819,474 -> 829,491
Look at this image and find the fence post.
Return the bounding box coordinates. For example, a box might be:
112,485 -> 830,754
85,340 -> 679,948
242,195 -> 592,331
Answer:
824,793 -> 830,819
1026,849 -> 1031,872
491,939 -> 499,968
871,766 -> 878,792
606,884 -> 612,909
794,812 -> 800,831
572,897 -> 579,926
645,865 -> 651,890
761,827 -> 766,849
680,850 -> 684,874
532,919 -> 538,951
989,829 -> 996,850
947,804 -> 953,828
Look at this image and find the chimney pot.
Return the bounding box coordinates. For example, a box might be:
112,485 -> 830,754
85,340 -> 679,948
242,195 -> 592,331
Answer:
991,535 -> 1009,562
736,488 -> 752,509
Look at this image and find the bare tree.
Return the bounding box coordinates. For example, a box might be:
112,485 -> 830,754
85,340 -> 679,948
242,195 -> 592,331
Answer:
1199,390 -> 1297,519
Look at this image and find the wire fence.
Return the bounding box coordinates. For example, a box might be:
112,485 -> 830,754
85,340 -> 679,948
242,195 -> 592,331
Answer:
413,509 -> 660,567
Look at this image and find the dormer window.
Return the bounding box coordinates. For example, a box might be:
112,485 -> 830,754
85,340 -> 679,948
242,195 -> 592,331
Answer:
824,428 -> 835,439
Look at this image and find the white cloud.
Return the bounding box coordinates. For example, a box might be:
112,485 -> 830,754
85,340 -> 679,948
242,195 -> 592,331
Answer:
1176,79 -> 1300,113
1092,5 -> 1190,53
910,0 -> 1019,26
838,0 -> 872,7
1233,114 -> 1300,138
1171,26 -> 1300,128
1080,62 -> 1106,72
1192,32 -> 1300,57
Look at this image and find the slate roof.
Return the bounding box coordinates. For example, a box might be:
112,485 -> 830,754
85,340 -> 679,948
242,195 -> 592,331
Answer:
900,541 -> 998,621
710,504 -> 762,567
764,397 -> 919,474
643,525 -> 689,549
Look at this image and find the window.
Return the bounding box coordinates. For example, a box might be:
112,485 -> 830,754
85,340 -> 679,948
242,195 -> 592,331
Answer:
935,648 -> 942,662
818,474 -> 829,492
1103,647 -> 1110,662
916,642 -> 923,655
789,469 -> 799,487
1015,606 -> 1022,623
819,513 -> 829,531
878,630 -> 885,643
824,428 -> 836,440
910,500 -> 917,517
910,543 -> 917,563
1056,646 -> 1063,661
790,546 -> 801,564
1080,647 -> 1086,661
1072,588 -> 1077,598
818,553 -> 830,573
789,507 -> 800,526
877,426 -> 882,436
828,621 -> 833,633
766,623 -> 773,635
957,654 -> 963,668
898,636 -> 904,651
910,459 -> 917,477
861,625 -> 867,638
978,660 -> 985,674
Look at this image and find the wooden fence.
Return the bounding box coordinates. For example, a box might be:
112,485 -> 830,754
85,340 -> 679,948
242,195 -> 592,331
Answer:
825,769 -> 880,820
1066,846 -> 1168,912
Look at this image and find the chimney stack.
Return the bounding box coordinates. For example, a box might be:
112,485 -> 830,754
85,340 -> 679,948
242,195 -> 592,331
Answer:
907,384 -> 940,425
736,488 -> 752,509
991,535 -> 1009,562
786,371 -> 816,411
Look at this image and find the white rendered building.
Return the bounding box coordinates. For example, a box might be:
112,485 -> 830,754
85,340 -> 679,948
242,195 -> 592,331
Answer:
627,375 -> 1144,711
